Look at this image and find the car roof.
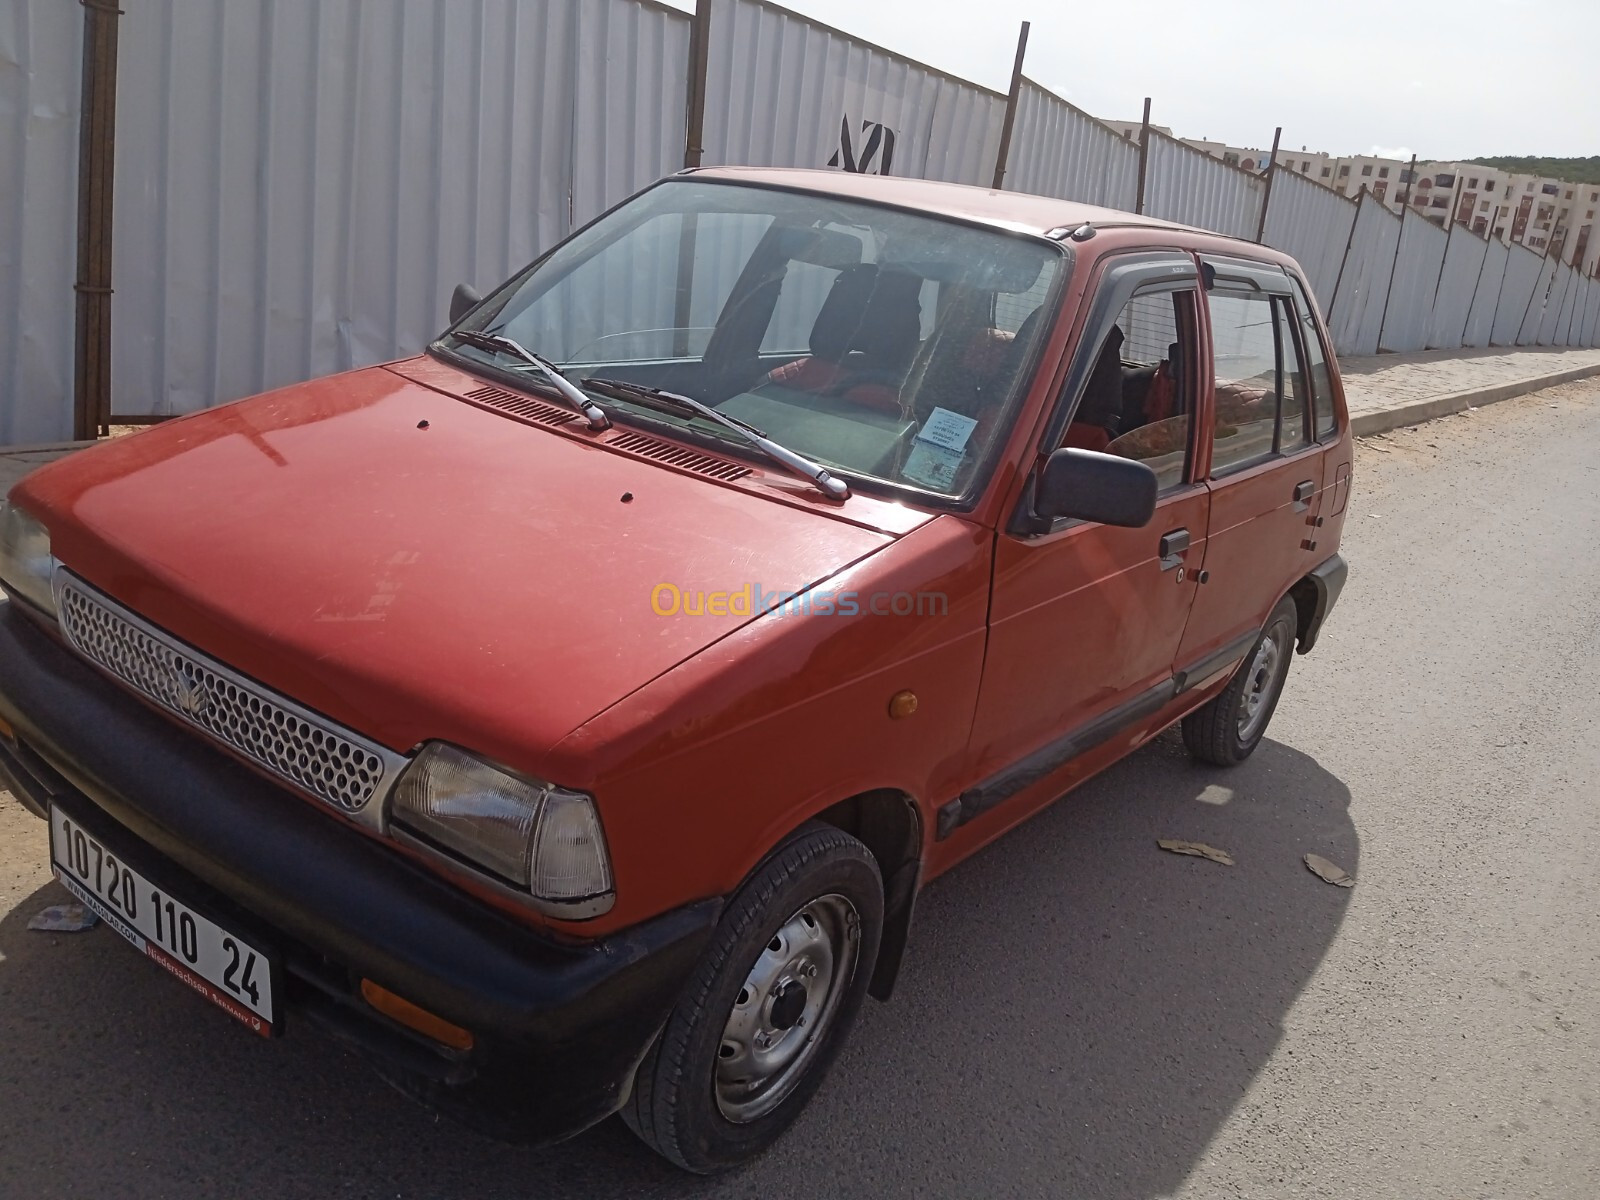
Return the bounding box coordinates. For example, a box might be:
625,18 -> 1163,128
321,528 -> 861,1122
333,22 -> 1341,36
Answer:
685,166 -> 1214,241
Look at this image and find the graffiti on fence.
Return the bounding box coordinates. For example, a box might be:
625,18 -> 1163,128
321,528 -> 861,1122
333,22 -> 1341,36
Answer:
827,116 -> 897,175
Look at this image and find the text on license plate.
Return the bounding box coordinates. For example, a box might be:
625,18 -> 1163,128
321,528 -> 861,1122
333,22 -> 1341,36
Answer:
50,807 -> 276,1036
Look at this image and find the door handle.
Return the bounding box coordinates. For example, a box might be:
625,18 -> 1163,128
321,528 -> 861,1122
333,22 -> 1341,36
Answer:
1159,528 -> 1189,570
1292,480 -> 1315,511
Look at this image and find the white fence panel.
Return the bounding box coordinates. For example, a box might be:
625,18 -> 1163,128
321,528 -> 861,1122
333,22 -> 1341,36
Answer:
1547,267 -> 1571,346
570,0 -> 691,228
1425,225 -> 1488,350
111,0 -> 686,421
1582,277 -> 1600,347
1535,262 -> 1568,345
1004,80 -> 1138,211
1558,269 -> 1584,346
1461,238 -> 1508,348
1491,244 -> 1543,346
1142,130 -> 1263,240
1327,194 -> 1401,357
1261,168 -> 1357,312
1379,208 -> 1448,353
0,0 -> 81,445
702,0 -> 1005,186
1518,255 -> 1559,345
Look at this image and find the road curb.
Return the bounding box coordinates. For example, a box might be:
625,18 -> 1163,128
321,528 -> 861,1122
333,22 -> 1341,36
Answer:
1350,361 -> 1600,438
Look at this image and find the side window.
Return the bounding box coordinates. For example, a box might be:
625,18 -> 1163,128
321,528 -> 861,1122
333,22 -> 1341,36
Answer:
1275,298 -> 1310,454
1207,291 -> 1281,475
1064,289 -> 1197,493
1288,278 -> 1338,439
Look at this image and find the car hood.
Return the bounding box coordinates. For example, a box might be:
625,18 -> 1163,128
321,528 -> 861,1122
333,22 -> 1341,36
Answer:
18,362 -> 928,765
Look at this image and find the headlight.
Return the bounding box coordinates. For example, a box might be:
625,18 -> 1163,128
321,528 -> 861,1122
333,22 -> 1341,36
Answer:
391,742 -> 614,917
0,502 -> 60,618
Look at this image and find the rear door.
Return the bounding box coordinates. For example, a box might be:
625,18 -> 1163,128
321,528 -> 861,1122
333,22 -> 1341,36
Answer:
1173,257 -> 1325,689
949,252 -> 1209,841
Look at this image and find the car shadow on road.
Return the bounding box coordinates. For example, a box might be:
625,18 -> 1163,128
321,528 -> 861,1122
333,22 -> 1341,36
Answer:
0,731 -> 1355,1200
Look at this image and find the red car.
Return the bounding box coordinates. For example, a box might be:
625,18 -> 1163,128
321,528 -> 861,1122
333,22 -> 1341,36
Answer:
0,168 -> 1348,1173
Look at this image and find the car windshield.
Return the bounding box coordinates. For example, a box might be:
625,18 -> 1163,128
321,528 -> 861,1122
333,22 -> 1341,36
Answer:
440,179 -> 1066,501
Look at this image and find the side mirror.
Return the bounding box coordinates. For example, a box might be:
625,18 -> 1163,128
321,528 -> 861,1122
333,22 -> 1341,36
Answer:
1034,447 -> 1158,528
449,282 -> 483,325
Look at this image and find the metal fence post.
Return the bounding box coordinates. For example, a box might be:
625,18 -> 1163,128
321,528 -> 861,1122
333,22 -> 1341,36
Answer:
683,0 -> 711,169
990,22 -> 1030,190
1254,125 -> 1281,243
1134,98 -> 1151,215
1326,187 -> 1366,321
1374,157 -> 1416,349
74,0 -> 121,441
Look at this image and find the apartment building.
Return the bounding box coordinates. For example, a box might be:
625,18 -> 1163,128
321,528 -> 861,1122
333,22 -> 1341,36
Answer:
1107,119 -> 1174,142
1172,131 -> 1598,273
1111,117 -> 1598,273
1410,164 -> 1600,273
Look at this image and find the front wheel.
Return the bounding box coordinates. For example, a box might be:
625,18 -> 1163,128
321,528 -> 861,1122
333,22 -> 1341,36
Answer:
622,824 -> 883,1174
1182,595 -> 1298,766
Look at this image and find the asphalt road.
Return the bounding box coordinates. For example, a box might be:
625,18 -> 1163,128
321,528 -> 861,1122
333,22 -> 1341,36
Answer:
3,380 -> 1598,1199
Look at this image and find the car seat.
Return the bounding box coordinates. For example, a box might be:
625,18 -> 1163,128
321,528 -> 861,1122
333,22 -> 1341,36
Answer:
761,264 -> 923,414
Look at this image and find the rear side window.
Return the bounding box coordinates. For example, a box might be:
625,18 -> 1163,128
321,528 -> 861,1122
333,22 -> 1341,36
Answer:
1275,300 -> 1310,454
1207,292 -> 1280,475
1207,290 -> 1318,475
1288,278 -> 1338,439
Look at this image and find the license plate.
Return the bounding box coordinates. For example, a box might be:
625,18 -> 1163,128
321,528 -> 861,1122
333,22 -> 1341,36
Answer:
49,805 -> 278,1037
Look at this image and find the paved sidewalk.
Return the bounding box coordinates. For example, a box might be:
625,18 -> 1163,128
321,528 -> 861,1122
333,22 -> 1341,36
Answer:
1339,345 -> 1600,436
0,442 -> 92,498
5,346 -> 1600,493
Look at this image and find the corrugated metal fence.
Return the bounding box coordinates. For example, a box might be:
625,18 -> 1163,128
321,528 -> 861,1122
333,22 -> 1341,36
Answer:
1,0 -> 82,445
5,0 -> 1600,444
1004,79 -> 1138,210
1142,129 -> 1264,242
111,0 -> 690,425
1260,169 -> 1357,306
701,0 -> 1005,186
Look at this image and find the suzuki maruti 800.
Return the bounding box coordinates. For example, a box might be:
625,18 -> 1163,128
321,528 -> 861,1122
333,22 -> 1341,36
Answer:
0,169 -> 1348,1172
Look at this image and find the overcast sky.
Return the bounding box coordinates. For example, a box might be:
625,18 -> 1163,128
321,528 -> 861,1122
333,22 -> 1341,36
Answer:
706,0 -> 1596,161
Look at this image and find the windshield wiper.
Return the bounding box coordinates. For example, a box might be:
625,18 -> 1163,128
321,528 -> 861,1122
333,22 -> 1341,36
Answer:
582,378 -> 850,501
449,329 -> 611,430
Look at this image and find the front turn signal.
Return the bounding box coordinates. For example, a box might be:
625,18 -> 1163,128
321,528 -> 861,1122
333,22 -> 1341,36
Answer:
360,978 -> 475,1051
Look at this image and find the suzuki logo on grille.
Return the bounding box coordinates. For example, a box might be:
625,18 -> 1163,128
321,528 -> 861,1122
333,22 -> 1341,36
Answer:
167,666 -> 209,719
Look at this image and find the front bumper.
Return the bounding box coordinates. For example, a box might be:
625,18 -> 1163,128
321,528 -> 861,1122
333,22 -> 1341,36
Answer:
0,598 -> 719,1144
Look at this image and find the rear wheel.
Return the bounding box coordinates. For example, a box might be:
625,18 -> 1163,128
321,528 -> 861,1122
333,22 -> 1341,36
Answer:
622,824 -> 883,1174
1182,595 -> 1298,766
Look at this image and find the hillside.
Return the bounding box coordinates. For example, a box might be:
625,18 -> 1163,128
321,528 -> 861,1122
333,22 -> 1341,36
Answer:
1467,156 -> 1600,185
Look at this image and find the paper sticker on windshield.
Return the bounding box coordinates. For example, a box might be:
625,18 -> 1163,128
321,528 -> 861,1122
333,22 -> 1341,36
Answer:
903,440 -> 965,490
917,407 -> 978,453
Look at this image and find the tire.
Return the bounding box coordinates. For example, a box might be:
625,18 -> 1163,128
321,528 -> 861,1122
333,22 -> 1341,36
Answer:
1182,595 -> 1298,766
622,823 -> 883,1174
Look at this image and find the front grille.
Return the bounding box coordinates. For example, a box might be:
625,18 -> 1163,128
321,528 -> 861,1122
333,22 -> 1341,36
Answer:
55,573 -> 405,813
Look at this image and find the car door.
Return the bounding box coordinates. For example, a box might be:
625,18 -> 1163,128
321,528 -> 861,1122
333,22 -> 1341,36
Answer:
1172,256 -> 1328,689
943,252 -> 1210,844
